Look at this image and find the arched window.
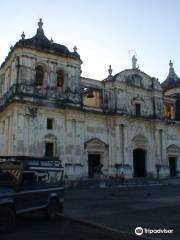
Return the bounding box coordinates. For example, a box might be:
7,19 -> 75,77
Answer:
35,65 -> 44,87
57,70 -> 64,90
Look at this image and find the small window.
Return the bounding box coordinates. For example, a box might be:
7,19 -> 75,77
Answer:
45,142 -> 54,157
165,103 -> 174,119
135,103 -> 141,116
47,118 -> 54,130
57,70 -> 64,90
35,65 -> 44,87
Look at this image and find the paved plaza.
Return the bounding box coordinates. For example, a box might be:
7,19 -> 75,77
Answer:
1,182 -> 180,240
64,183 -> 180,240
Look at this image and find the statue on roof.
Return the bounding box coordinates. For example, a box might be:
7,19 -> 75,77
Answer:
38,18 -> 43,29
108,65 -> 113,76
21,32 -> 25,40
73,45 -> 77,52
132,55 -> 137,69
169,60 -> 173,68
37,18 -> 44,34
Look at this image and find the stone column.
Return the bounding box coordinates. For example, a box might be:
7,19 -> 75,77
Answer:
9,114 -> 14,155
12,110 -> 18,155
7,116 -> 11,155
114,124 -> 119,163
119,124 -> 125,165
154,129 -> 160,163
109,127 -> 114,176
107,124 -> 113,176
161,129 -> 167,164
123,125 -> 132,178
157,128 -> 169,177
159,129 -> 163,163
123,125 -> 129,165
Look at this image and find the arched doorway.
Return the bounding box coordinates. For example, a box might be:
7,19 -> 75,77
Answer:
44,134 -> 57,157
84,138 -> 108,178
169,157 -> 177,177
133,148 -> 146,177
88,154 -> 101,178
167,145 -> 180,177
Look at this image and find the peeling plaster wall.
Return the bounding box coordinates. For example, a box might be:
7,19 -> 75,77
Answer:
0,47 -> 180,180
1,103 -> 180,179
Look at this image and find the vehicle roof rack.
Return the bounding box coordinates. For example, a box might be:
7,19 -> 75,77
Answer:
0,156 -> 60,161
0,156 -> 63,169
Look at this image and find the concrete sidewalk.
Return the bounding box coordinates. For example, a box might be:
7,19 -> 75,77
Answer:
65,176 -> 180,189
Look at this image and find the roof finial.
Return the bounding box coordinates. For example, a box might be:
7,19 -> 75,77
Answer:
108,65 -> 113,76
38,18 -> 43,29
21,32 -> 25,40
50,38 -> 54,44
132,55 -> 137,69
165,59 -> 180,83
169,60 -> 173,68
73,45 -> 77,52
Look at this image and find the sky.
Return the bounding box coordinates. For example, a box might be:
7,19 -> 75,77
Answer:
0,0 -> 180,82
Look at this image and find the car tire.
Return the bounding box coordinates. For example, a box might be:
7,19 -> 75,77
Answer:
0,206 -> 16,233
46,199 -> 60,220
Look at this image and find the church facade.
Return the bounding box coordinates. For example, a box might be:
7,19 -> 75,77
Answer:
0,19 -> 180,179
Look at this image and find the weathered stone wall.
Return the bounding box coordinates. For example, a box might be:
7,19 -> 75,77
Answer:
0,48 -> 82,96
0,44 -> 180,180
1,103 -> 180,179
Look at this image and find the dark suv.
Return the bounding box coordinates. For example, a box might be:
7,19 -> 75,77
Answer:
0,156 -> 64,232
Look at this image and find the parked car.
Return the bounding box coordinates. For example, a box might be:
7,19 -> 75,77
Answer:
0,156 -> 64,233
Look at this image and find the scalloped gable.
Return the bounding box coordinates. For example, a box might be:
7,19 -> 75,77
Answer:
112,69 -> 162,91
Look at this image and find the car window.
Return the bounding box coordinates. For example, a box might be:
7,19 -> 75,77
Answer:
21,172 -> 37,187
37,170 -> 63,186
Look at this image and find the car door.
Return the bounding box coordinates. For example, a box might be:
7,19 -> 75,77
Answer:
15,171 -> 39,213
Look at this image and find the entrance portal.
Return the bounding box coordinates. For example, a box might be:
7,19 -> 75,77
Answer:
45,142 -> 54,157
88,154 -> 101,178
133,149 -> 146,177
169,157 -> 177,177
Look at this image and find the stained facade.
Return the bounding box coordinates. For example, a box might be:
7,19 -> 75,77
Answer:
0,19 -> 180,179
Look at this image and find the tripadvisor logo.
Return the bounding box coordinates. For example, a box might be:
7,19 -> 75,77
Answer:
135,227 -> 143,236
135,226 -> 174,235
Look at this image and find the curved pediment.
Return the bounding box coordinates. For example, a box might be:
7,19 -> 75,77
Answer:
132,135 -> 148,144
167,144 -> 180,154
84,138 -> 108,149
113,69 -> 162,91
44,133 -> 57,141
131,134 -> 148,150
